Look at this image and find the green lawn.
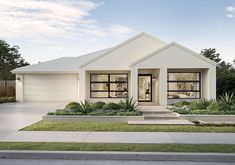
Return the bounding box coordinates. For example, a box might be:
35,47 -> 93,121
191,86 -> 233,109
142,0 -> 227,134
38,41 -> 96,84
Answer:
0,142 -> 235,152
22,120 -> 235,132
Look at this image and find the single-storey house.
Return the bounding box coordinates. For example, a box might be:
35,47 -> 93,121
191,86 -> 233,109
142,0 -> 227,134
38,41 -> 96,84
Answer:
12,32 -> 216,105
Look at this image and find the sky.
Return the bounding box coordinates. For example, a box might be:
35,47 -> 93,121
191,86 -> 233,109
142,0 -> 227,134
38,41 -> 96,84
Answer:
0,0 -> 235,64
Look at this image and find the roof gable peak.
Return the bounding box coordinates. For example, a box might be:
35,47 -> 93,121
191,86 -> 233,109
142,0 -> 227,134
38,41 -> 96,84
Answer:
79,32 -> 166,68
131,41 -> 217,66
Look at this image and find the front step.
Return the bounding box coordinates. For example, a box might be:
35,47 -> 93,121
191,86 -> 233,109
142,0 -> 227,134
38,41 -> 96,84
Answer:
139,106 -> 180,119
131,105 -> 193,125
140,105 -> 173,110
128,119 -> 195,125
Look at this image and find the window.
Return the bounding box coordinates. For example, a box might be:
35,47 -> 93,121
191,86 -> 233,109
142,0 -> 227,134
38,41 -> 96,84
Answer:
167,72 -> 201,99
90,74 -> 128,98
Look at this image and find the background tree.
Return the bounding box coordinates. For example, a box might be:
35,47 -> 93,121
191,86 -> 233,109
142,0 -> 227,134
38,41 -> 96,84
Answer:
201,48 -> 235,96
0,40 -> 29,80
201,48 -> 221,63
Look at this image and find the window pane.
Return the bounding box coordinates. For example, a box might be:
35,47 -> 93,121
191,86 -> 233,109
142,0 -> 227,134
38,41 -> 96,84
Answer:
168,92 -> 200,99
110,83 -> 128,91
168,82 -> 199,91
110,91 -> 128,98
110,74 -> 128,82
91,75 -> 108,82
91,92 -> 108,98
91,83 -> 108,91
168,73 -> 199,81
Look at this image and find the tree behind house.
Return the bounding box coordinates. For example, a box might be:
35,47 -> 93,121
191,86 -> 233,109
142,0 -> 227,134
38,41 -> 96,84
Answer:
201,48 -> 235,96
0,40 -> 29,80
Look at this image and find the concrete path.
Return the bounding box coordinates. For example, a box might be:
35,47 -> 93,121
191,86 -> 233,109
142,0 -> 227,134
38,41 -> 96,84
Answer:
2,131 -> 235,144
0,102 -> 65,140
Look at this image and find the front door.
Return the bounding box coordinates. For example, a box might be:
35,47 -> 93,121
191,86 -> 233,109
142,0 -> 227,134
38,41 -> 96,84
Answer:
138,74 -> 152,102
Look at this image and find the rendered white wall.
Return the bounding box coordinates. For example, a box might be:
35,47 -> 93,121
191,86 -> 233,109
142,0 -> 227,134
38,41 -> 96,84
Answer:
132,45 -> 216,104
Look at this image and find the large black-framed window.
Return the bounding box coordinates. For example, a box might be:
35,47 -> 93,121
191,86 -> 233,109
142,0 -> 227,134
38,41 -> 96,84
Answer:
90,74 -> 128,98
167,72 -> 201,99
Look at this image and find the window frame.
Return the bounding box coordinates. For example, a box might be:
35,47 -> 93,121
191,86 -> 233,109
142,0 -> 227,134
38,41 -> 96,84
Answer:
167,72 -> 201,99
90,73 -> 128,98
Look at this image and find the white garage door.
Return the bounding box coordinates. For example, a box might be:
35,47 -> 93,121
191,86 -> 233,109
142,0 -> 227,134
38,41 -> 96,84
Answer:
24,74 -> 78,101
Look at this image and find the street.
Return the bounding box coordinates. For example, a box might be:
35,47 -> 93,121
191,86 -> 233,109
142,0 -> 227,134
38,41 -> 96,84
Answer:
0,159 -> 234,165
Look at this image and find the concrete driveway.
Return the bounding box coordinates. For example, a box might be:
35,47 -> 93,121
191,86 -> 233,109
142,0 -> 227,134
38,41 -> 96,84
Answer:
0,102 -> 66,140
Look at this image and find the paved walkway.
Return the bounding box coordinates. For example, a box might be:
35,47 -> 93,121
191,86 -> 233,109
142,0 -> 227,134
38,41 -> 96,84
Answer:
2,131 -> 235,144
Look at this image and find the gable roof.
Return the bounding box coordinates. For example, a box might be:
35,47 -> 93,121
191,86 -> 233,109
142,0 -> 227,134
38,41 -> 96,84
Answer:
12,33 -> 216,74
131,42 -> 217,66
12,48 -> 111,74
79,32 -> 166,68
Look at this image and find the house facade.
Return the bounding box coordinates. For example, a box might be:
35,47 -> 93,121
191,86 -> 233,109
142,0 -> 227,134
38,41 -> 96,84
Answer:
12,32 -> 216,105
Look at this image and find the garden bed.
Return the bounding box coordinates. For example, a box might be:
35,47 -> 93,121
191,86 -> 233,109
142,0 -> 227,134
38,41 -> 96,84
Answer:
47,98 -> 142,116
170,94 -> 235,115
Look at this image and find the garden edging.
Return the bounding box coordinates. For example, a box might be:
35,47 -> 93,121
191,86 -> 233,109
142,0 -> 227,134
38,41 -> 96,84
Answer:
180,115 -> 235,123
43,115 -> 144,122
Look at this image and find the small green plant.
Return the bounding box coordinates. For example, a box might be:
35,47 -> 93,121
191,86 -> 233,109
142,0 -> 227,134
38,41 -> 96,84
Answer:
207,100 -> 220,112
103,102 -> 121,110
220,92 -> 234,105
174,101 -> 190,107
64,102 -> 79,111
189,99 -> 211,110
0,97 -> 16,104
78,101 -> 94,114
218,101 -> 232,112
119,97 -> 139,111
93,101 -> 106,109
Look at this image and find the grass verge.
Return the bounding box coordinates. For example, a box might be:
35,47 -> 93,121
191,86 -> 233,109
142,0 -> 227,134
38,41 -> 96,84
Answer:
22,120 -> 235,132
0,142 -> 235,153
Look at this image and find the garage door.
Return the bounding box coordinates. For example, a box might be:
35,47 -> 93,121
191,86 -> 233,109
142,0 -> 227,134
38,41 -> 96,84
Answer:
23,74 -> 78,101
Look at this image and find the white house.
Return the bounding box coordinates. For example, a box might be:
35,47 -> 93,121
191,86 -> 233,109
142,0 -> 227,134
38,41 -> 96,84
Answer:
12,32 -> 216,105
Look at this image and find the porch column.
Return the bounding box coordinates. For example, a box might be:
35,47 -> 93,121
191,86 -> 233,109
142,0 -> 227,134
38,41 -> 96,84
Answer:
131,68 -> 138,101
159,67 -> 167,105
79,69 -> 86,102
209,67 -> 216,99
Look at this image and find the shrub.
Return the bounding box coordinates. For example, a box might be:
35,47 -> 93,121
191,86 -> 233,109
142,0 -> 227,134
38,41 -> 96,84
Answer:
218,101 -> 232,112
64,102 -> 79,111
93,101 -> 106,109
119,97 -> 139,111
207,100 -> 220,112
189,99 -> 211,110
78,101 -> 94,114
174,101 -> 190,107
0,97 -> 16,104
188,109 -> 209,114
103,102 -> 121,110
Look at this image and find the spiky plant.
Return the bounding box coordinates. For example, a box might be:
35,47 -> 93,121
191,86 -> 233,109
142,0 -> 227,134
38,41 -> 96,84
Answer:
78,101 -> 94,114
220,92 -> 234,105
119,97 -> 139,112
